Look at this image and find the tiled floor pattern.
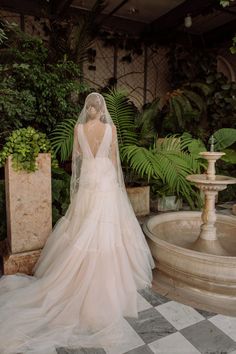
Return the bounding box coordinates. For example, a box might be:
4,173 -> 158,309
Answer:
57,288 -> 236,354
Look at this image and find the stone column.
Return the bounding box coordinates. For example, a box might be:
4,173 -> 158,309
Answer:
2,153 -> 52,275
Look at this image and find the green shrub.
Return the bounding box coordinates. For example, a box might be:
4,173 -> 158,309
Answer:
0,127 -> 58,172
0,22 -> 87,146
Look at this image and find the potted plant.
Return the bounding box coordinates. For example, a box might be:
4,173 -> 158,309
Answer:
122,134 -> 205,210
0,127 -> 58,172
150,181 -> 183,212
0,126 -> 58,274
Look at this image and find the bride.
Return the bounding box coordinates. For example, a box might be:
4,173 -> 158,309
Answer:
0,92 -> 155,354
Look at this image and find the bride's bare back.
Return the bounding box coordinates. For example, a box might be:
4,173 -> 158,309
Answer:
83,121 -> 107,158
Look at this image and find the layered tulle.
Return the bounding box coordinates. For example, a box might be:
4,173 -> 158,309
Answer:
0,157 -> 155,354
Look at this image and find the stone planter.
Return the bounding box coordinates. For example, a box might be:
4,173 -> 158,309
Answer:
126,186 -> 150,216
156,195 -> 182,212
2,153 -> 52,274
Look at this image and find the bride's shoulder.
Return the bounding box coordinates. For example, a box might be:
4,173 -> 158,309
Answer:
111,124 -> 117,132
74,123 -> 82,134
105,123 -> 116,133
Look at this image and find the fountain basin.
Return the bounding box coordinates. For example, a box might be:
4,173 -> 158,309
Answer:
143,211 -> 236,315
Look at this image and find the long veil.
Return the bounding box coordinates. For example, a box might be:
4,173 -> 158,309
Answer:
0,92 -> 155,354
70,92 -> 126,201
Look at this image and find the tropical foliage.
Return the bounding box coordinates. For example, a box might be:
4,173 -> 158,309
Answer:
0,21 -> 87,148
104,90 -> 138,147
212,128 -> 236,166
50,118 -> 78,162
122,135 -> 204,208
213,128 -> 236,150
103,90 -> 205,208
167,45 -> 236,136
49,88 -> 211,208
160,87 -> 206,135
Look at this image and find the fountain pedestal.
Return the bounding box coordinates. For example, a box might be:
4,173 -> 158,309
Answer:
186,151 -> 236,256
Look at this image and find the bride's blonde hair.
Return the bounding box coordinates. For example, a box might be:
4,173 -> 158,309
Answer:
85,93 -> 106,122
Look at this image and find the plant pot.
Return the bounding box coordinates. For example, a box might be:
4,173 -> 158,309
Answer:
156,195 -> 182,212
126,186 -> 150,216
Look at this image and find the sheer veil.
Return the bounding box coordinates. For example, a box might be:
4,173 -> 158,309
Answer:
70,92 -> 125,201
0,91 -> 155,354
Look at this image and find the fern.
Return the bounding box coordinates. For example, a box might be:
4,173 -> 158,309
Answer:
104,89 -> 138,147
122,145 -> 164,181
50,118 -> 77,161
122,135 -> 203,208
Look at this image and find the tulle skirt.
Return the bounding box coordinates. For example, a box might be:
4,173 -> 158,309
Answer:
0,158 -> 155,354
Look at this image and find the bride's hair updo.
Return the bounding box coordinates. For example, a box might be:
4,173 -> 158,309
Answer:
85,93 -> 106,122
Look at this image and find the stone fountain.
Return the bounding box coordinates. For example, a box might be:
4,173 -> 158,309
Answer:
143,139 -> 236,315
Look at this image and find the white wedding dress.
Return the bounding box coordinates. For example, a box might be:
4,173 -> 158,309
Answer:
0,121 -> 155,354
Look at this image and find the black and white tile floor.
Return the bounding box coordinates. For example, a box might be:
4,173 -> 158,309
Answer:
57,287 -> 236,354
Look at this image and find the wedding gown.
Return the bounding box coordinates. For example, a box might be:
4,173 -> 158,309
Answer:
0,122 -> 155,354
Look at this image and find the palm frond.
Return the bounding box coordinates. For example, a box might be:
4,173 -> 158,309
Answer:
157,135 -> 181,152
157,151 -> 201,208
182,89 -> 205,112
104,89 -> 138,146
122,145 -> 164,181
180,133 -> 207,164
170,97 -> 184,128
122,138 -> 203,208
173,93 -> 193,112
50,118 -> 77,161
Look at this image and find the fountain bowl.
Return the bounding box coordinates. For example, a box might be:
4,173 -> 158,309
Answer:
143,211 -> 236,315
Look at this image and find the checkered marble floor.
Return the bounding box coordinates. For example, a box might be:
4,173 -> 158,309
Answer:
57,288 -> 236,354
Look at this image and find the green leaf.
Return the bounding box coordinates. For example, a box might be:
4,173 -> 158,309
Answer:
104,89 -> 138,148
221,148 -> 236,164
50,118 -> 77,161
213,128 -> 236,150
182,89 -> 205,112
